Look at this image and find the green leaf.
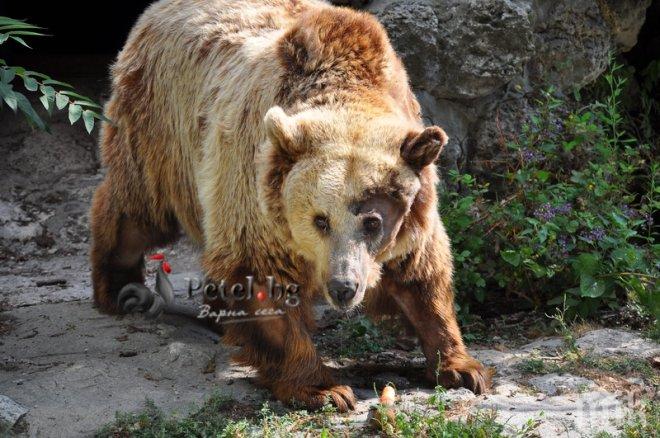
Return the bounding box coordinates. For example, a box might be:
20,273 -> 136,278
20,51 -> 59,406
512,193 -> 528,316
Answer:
10,36 -> 31,49
72,100 -> 102,109
22,75 -> 38,91
60,90 -> 94,102
92,111 -> 111,123
535,170 -> 550,183
0,23 -> 43,32
0,34 -> 9,44
0,81 -> 18,111
0,67 -> 15,84
524,260 -> 548,278
68,104 -> 82,124
43,78 -> 73,88
39,94 -> 51,112
40,85 -> 55,98
6,30 -> 45,37
26,71 -> 50,80
55,93 -> 69,110
579,275 -> 606,298
82,110 -> 95,134
500,250 -> 521,267
611,247 -> 642,269
15,91 -> 47,131
0,17 -> 42,29
572,253 -> 599,277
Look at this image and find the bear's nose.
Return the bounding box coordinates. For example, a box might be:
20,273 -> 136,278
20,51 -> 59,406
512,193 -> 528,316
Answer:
327,279 -> 357,306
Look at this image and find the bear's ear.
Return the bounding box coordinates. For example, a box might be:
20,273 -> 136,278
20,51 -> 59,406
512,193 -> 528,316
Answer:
264,106 -> 303,157
400,126 -> 448,172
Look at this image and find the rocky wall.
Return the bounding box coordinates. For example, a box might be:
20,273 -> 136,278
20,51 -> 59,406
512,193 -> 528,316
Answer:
333,0 -> 652,177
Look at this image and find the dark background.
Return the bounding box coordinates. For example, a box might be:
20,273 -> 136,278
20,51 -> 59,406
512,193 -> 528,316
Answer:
0,1 -> 153,79
0,2 -> 152,55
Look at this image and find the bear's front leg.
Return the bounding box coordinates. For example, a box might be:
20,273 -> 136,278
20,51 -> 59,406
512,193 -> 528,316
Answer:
204,268 -> 355,412
382,223 -> 491,394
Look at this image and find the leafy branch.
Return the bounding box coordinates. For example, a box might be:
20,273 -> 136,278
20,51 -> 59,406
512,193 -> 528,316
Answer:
0,16 -> 107,133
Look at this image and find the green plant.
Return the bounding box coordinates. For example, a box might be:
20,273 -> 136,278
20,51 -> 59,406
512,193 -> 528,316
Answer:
441,56 -> 659,323
547,296 -> 579,356
619,400 -> 660,438
324,315 -> 396,358
515,357 -> 565,375
596,400 -> 660,438
373,386 -> 540,437
95,392 -> 340,437
0,16 -> 105,132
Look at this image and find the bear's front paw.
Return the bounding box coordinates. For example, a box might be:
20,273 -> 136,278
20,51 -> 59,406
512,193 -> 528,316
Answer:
273,382 -> 356,412
426,355 -> 492,395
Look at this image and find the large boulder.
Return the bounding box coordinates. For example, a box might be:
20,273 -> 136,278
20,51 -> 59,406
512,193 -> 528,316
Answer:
369,0 -> 534,100
529,0 -> 612,90
359,0 -> 651,173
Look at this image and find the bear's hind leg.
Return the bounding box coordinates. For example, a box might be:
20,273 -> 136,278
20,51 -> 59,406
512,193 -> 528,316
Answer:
90,178 -> 179,314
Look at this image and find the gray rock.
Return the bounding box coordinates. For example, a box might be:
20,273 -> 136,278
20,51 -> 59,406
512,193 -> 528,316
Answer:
491,380 -> 523,397
529,0 -> 612,90
416,92 -> 473,170
600,0 -> 652,51
470,348 -> 517,368
528,373 -> 597,396
439,387 -> 477,403
576,328 -> 660,358
0,395 -> 28,432
364,0 -> 649,180
520,336 -> 566,354
478,390 -> 630,437
370,0 -> 534,99
468,95 -> 536,181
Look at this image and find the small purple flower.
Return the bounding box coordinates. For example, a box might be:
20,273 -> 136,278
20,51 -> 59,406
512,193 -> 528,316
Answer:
580,227 -> 606,244
643,213 -> 654,227
557,236 -> 569,256
534,203 -> 556,222
556,203 -> 573,215
592,228 -> 606,240
533,202 -> 572,222
520,148 -> 544,164
619,205 -> 638,219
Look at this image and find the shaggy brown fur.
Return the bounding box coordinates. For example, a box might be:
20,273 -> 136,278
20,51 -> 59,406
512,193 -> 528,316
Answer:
90,0 -> 489,411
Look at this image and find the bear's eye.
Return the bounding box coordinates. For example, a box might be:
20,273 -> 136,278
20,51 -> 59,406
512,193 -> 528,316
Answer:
313,215 -> 330,233
363,215 -> 382,235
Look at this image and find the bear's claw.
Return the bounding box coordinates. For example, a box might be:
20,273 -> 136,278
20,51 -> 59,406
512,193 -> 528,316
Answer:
427,357 -> 492,395
275,383 -> 356,412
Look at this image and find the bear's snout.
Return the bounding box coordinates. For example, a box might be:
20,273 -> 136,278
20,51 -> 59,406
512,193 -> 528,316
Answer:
327,278 -> 358,308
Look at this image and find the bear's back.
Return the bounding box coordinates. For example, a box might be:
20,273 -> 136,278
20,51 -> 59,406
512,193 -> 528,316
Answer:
100,0 -> 416,246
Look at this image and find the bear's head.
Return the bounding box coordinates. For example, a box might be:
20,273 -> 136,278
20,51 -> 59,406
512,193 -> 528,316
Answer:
257,105 -> 447,310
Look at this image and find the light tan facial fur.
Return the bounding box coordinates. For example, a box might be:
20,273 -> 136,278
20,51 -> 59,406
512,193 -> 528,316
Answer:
259,106 -> 445,308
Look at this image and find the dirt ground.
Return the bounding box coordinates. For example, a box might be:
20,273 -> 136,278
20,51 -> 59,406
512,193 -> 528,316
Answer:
1,70 -> 658,437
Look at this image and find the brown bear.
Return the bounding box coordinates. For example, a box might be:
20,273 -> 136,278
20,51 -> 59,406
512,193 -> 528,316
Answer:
90,0 -> 489,411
